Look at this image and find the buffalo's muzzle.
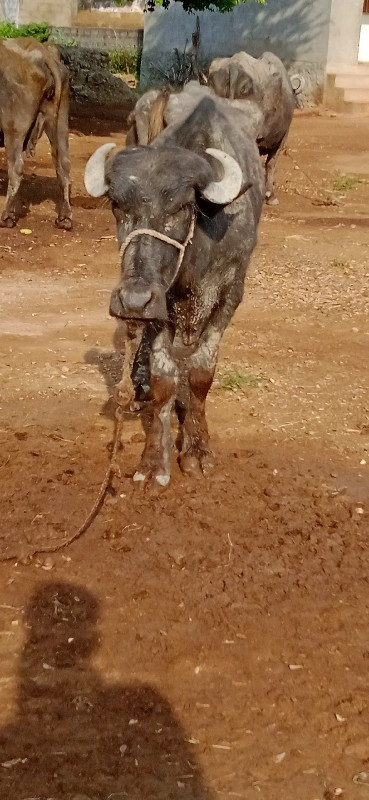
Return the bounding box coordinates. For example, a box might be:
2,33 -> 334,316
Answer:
109,281 -> 167,321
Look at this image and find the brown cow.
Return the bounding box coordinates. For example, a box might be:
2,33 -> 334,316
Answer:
0,37 -> 72,229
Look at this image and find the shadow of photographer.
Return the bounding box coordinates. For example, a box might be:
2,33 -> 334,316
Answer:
0,581 -> 213,800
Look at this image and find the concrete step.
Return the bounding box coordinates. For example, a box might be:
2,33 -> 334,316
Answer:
336,73 -> 369,89
343,87 -> 369,102
327,63 -> 369,76
342,99 -> 369,115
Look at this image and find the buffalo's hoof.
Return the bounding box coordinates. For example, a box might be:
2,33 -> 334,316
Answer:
0,215 -> 16,228
179,450 -> 215,478
265,194 -> 279,206
55,216 -> 73,231
133,470 -> 170,488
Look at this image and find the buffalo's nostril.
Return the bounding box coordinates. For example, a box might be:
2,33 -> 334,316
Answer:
119,287 -> 153,312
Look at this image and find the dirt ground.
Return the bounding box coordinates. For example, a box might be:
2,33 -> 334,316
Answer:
0,111 -> 368,800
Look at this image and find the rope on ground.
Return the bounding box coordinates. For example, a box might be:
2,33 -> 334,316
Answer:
284,149 -> 339,207
0,332 -> 134,564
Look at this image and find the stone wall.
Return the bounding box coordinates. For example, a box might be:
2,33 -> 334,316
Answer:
54,25 -> 143,51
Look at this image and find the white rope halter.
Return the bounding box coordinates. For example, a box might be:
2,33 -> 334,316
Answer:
118,212 -> 196,283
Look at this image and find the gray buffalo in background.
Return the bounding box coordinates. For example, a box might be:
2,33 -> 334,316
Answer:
208,51 -> 298,205
85,87 -> 264,486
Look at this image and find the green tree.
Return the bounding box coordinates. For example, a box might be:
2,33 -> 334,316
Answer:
112,0 -> 266,13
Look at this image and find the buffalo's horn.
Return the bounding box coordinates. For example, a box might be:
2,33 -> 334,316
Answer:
201,148 -> 243,205
290,73 -> 305,94
84,142 -> 117,197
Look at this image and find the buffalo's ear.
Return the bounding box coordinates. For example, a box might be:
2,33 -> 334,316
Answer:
84,143 -> 118,197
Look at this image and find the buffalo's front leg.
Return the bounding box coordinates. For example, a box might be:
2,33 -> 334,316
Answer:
179,327 -> 220,478
134,328 -> 177,486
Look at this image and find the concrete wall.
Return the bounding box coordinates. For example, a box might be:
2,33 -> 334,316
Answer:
53,25 -> 143,51
326,0 -> 363,68
0,0 -> 19,22
18,0 -> 78,27
141,0 -> 333,101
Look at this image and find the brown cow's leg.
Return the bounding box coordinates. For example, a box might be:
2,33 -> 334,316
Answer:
44,86 -> 72,230
179,327 -> 221,478
0,132 -> 25,227
134,328 -> 177,486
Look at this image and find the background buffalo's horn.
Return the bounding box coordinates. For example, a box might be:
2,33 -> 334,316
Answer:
201,148 -> 243,205
290,73 -> 305,94
84,142 -> 117,197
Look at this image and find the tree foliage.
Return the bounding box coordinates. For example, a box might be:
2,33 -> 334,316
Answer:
112,0 -> 266,14
156,0 -> 265,10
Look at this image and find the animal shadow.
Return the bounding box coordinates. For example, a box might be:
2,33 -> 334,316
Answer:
85,321 -> 129,420
0,581 -> 214,800
0,167 -> 62,222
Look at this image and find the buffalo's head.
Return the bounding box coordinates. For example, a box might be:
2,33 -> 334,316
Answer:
84,143 -> 246,322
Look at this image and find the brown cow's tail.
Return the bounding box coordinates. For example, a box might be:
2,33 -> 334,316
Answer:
147,88 -> 170,143
44,48 -> 63,122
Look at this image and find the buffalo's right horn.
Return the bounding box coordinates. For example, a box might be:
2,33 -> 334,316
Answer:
84,142 -> 118,197
201,148 -> 243,205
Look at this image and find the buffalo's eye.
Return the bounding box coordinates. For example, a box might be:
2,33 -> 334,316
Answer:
111,201 -> 124,220
171,202 -> 192,217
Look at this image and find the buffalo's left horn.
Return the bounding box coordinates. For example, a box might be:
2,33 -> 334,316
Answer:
201,148 -> 243,205
290,73 -> 305,94
84,142 -> 118,197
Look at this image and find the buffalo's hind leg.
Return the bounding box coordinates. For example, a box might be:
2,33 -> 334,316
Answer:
0,131 -> 25,227
134,327 -> 177,487
265,135 -> 287,206
44,80 -> 72,230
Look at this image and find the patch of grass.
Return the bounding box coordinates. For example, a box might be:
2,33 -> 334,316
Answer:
331,258 -> 352,273
332,174 -> 362,192
108,48 -> 142,79
49,29 -> 77,47
215,366 -> 264,393
0,21 -> 51,42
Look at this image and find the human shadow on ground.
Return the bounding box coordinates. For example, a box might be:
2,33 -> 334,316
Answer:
0,581 -> 214,800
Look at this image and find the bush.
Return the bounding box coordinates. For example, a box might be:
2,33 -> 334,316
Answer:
0,22 -> 51,42
108,48 -> 142,78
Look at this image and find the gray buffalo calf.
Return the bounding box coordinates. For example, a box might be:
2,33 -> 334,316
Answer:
85,90 -> 264,485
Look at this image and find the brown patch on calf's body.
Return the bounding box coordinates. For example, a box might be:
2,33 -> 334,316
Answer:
136,373 -> 177,483
179,366 -> 216,477
151,373 -> 177,406
147,89 -> 170,144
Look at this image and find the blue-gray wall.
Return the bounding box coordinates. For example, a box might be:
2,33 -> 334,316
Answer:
141,0 -> 333,102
